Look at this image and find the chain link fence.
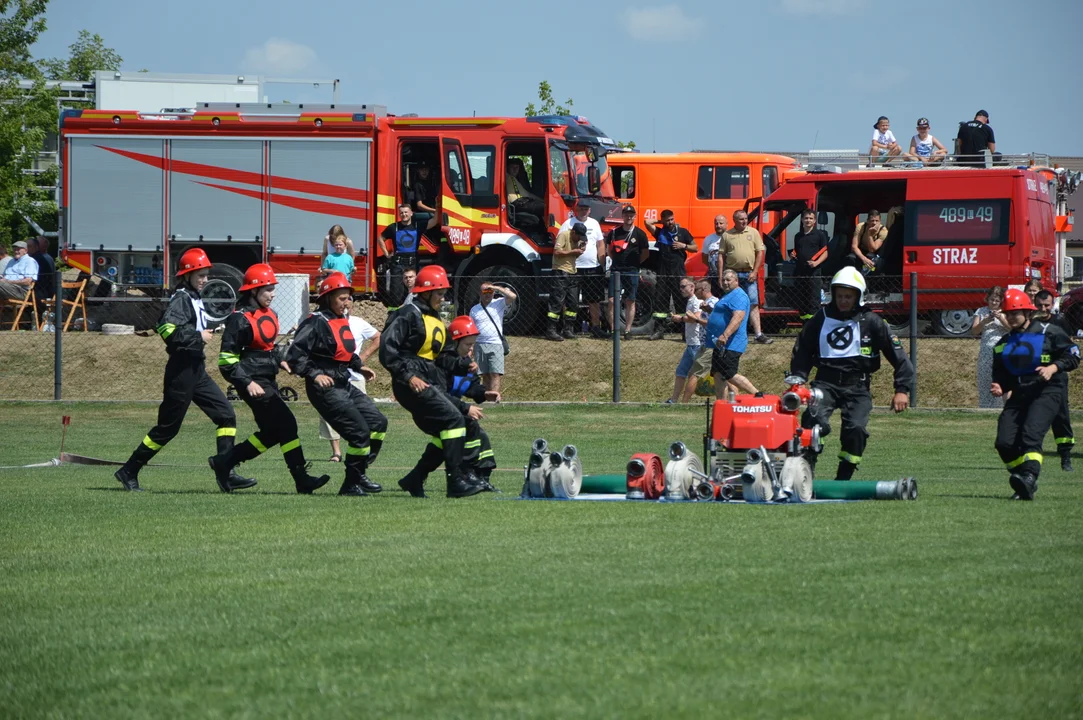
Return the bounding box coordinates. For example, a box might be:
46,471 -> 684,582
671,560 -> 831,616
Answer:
1,270 -> 1080,408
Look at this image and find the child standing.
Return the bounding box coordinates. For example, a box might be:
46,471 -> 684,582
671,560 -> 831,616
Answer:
210,264 -> 330,494
321,236 -> 354,282
114,248 -> 256,492
991,289 -> 1079,500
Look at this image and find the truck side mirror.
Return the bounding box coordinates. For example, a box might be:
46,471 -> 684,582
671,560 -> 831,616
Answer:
588,166 -> 601,195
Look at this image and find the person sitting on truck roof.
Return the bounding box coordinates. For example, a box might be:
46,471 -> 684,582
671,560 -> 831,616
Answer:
909,118 -> 948,166
869,116 -> 905,165
955,110 -> 999,166
849,210 -> 888,275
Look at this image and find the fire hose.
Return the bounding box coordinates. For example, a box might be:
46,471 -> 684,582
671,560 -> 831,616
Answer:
625,453 -> 665,500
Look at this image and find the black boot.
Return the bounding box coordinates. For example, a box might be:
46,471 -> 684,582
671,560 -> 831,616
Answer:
1060,448 -> 1073,472
398,469 -> 428,498
447,471 -> 485,498
290,463 -> 331,495
545,320 -> 564,342
1009,472 -> 1038,500
114,465 -> 142,492
338,479 -> 368,496
208,455 -> 258,493
340,455 -> 376,496
561,320 -> 577,340
356,475 -> 383,494
835,460 -> 858,481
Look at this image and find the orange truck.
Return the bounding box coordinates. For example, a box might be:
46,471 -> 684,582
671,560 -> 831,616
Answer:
607,151 -> 803,276
58,104 -> 623,329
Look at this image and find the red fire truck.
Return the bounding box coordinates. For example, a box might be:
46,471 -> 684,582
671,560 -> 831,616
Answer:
58,103 -> 623,329
748,157 -> 1074,335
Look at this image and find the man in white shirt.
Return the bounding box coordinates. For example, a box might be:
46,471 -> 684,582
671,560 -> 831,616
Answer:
665,279 -> 717,403
318,313 -> 381,462
701,214 -> 728,296
469,282 -> 518,394
559,199 -> 606,337
0,240 -> 39,302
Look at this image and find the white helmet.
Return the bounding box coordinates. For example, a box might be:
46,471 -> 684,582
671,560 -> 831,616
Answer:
830,266 -> 866,306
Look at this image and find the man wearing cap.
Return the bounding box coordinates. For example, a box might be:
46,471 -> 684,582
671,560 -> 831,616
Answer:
645,209 -> 697,341
955,110 -> 997,167
0,240 -> 39,302
909,118 -> 948,166
559,200 -> 605,338
606,204 -> 650,339
546,221 -> 586,341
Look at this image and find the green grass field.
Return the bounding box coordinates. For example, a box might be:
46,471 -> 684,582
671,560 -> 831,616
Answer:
1,401 -> 1082,718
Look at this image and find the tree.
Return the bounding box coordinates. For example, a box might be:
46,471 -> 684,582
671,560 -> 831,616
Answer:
40,29 -> 122,82
524,81 -> 574,117
0,0 -> 56,247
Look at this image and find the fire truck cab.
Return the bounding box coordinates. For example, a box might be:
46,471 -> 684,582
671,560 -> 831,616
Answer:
754,157 -> 1066,335
59,104 -> 622,330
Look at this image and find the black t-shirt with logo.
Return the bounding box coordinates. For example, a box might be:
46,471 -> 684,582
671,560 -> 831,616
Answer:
649,224 -> 693,266
956,121 -> 995,157
607,226 -> 649,269
793,229 -> 829,275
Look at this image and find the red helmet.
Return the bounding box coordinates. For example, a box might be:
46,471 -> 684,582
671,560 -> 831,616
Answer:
414,265 -> 451,292
1003,288 -> 1036,312
448,315 -> 479,341
239,263 -> 276,292
317,272 -> 352,298
176,248 -> 212,276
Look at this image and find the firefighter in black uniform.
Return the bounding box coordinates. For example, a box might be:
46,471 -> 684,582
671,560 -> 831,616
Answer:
990,289 -> 1080,500
789,267 -> 914,480
1033,289 -> 1075,471
285,272 -> 388,496
645,209 -> 697,341
114,248 -> 256,493
380,265 -> 487,498
380,204 -> 439,310
397,315 -> 500,497
209,264 -> 330,494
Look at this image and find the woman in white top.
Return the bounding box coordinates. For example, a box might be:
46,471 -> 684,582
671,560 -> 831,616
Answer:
971,285 -> 1007,408
909,118 -> 948,165
322,224 -> 355,262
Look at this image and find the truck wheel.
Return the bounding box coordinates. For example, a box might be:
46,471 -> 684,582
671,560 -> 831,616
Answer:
932,309 -> 974,337
463,265 -> 538,335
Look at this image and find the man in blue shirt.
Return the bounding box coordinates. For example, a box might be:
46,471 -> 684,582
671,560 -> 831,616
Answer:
705,269 -> 758,399
0,240 -> 39,302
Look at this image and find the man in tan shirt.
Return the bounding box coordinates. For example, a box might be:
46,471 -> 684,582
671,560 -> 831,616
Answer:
546,222 -> 586,341
850,209 -> 888,273
720,210 -> 772,344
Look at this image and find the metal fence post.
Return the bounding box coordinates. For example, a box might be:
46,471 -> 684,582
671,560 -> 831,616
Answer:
611,270 -> 620,403
54,268 -> 62,400
909,271 -> 918,408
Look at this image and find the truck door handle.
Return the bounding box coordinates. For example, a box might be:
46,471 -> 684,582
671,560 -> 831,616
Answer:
906,251 -> 917,263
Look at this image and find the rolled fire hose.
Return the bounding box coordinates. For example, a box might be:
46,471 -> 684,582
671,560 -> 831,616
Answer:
580,474 -> 628,494
812,478 -> 918,501
663,441 -> 705,500
626,453 -> 665,500
779,456 -> 814,503
547,445 -> 583,499
741,450 -> 774,504
523,438 -> 551,498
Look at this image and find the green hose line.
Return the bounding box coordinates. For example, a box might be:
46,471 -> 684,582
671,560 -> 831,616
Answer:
580,474 -> 627,494
813,480 -> 903,500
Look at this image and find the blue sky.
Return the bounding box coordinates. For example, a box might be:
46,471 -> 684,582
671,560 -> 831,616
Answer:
32,0 -> 1083,155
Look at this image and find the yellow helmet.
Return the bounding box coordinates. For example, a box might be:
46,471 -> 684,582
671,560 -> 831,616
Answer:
830,266 -> 867,305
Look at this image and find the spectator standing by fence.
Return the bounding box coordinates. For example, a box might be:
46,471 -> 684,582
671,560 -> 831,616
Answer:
470,282 -> 516,395
972,286 -> 1007,409
701,214 -> 727,297
560,200 -> 605,337
645,210 -> 697,341
606,204 -> 650,339
720,210 -> 771,344
546,222 -> 585,341
792,209 -> 829,321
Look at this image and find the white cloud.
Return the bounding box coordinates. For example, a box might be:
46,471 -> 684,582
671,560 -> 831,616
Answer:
624,5 -> 700,41
241,38 -> 319,76
780,0 -> 866,15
